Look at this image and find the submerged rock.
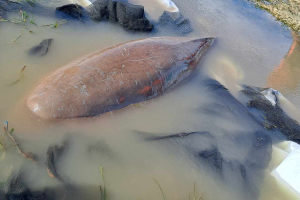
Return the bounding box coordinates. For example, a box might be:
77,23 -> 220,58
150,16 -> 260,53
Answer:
4,171 -> 46,200
27,37 -> 215,119
46,140 -> 69,182
29,39 -> 53,56
242,85 -> 300,144
128,0 -> 179,22
199,148 -> 223,170
87,0 -> 154,31
159,11 -> 193,35
56,4 -> 84,20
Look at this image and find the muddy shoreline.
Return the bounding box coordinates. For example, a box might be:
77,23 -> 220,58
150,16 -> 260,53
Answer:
250,0 -> 300,33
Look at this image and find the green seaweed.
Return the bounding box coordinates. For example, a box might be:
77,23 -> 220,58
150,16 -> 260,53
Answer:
9,128 -> 14,135
21,11 -> 28,22
99,165 -> 107,200
42,20 -> 67,28
4,11 -> 37,25
29,20 -> 37,25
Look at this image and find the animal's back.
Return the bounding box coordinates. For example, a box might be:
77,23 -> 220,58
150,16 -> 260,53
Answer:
27,37 -> 213,119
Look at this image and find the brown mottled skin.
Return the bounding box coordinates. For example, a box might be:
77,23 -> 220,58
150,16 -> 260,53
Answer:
27,37 -> 215,119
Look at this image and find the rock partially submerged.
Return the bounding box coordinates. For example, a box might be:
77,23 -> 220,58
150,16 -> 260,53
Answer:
27,37 -> 215,119
87,0 -> 154,31
128,0 -> 179,22
134,79 -> 280,199
242,85 -> 300,144
56,4 -> 84,20
159,11 -> 193,35
4,170 -> 46,200
29,39 -> 53,57
46,139 -> 69,182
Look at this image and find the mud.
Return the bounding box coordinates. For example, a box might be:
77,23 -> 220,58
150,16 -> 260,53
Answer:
250,0 -> 300,32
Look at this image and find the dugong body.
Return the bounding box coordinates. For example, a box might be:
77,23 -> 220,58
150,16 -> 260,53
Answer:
27,37 -> 215,119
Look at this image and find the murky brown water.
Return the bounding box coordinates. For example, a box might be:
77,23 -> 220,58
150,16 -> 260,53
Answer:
0,0 -> 300,199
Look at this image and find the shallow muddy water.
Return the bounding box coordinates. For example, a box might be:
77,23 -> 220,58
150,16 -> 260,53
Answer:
0,0 -> 300,199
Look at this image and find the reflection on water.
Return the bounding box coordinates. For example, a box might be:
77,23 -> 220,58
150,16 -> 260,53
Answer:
268,31 -> 300,92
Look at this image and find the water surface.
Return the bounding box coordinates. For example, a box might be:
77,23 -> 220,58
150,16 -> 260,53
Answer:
0,0 -> 299,199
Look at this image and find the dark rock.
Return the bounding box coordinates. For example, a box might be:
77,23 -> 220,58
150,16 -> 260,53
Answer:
56,4 -> 84,20
199,149 -> 223,170
242,85 -> 300,144
46,139 -> 69,182
29,39 -> 53,56
86,0 -> 108,21
247,131 -> 272,169
159,11 -> 193,35
4,170 -> 46,200
253,131 -> 272,149
5,171 -> 28,199
87,0 -> 153,31
205,82 -> 229,91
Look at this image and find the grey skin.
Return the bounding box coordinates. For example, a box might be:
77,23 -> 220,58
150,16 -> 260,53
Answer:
27,37 -> 215,119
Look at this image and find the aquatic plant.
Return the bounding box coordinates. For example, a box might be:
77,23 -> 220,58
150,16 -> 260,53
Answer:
1,121 -> 9,151
1,11 -> 39,43
7,11 -> 37,25
0,16 -> 8,21
98,165 -> 203,200
42,20 -> 67,28
153,179 -> 203,200
8,66 -> 26,85
10,28 -> 24,43
3,121 -> 37,163
189,182 -> 203,200
21,10 -> 28,22
153,178 -> 166,200
99,165 -> 107,200
0,137 -> 5,151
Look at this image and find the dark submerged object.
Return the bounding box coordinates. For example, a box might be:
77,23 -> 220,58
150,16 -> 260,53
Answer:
87,0 -> 154,31
4,171 -> 46,200
242,85 -> 300,144
27,37 -> 215,119
136,79 -> 278,199
199,148 -> 223,170
6,79 -> 299,199
134,130 -> 212,141
46,140 -> 69,182
56,4 -> 84,20
159,11 -> 193,35
29,39 -> 53,56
